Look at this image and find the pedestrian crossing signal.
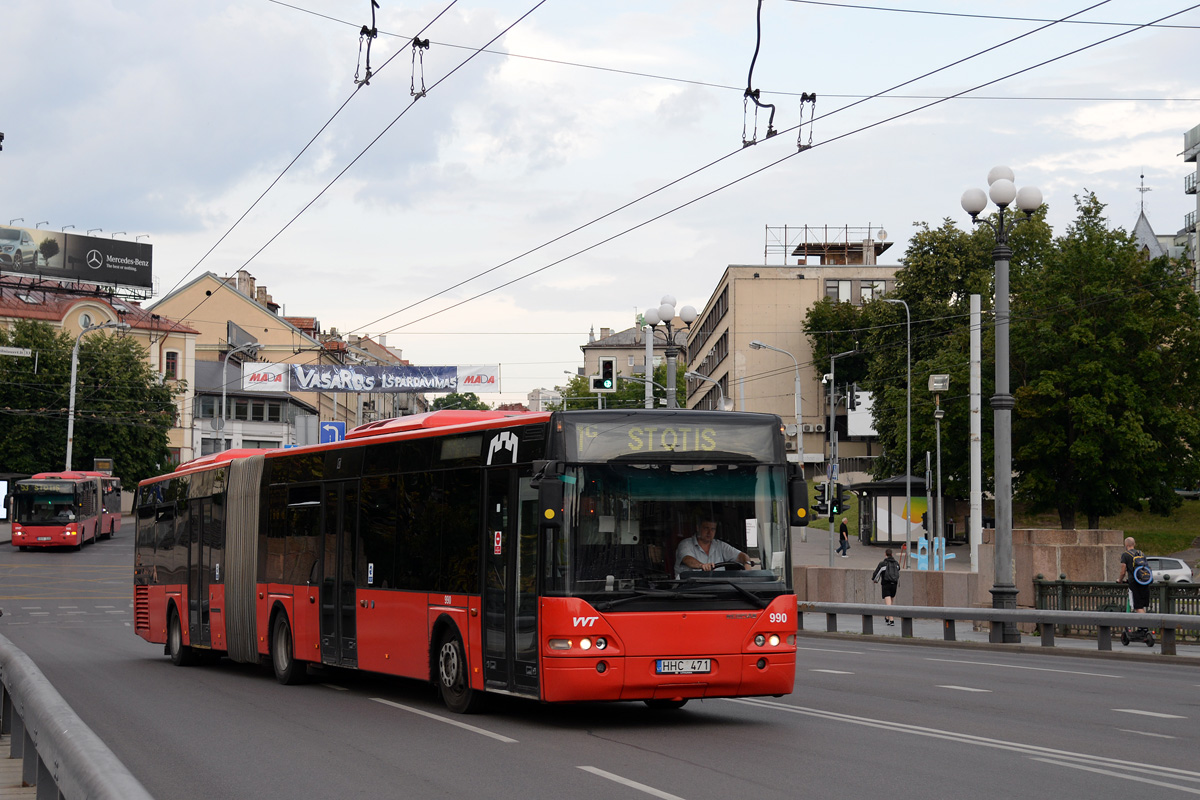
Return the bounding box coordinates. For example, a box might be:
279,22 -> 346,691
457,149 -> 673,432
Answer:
594,356 -> 617,393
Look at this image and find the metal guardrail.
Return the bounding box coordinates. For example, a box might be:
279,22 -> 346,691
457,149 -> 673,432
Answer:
0,631 -> 154,800
798,601 -> 1200,656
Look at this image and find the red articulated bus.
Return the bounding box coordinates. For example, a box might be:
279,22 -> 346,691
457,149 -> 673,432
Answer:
133,409 -> 805,712
11,471 -> 104,550
81,472 -> 123,539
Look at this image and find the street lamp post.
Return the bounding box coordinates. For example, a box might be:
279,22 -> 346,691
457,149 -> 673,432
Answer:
221,342 -> 260,450
882,298 -> 912,556
827,348 -> 856,567
684,371 -> 728,411
643,296 -> 697,409
749,340 -> 802,469
929,374 -> 950,569
66,321 -> 131,470
961,166 -> 1042,643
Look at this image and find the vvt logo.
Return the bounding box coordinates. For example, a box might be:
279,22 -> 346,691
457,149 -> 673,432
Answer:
572,616 -> 598,627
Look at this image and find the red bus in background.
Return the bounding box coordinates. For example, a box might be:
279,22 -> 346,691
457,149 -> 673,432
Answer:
82,472 -> 123,538
134,410 -> 806,712
11,471 -> 104,550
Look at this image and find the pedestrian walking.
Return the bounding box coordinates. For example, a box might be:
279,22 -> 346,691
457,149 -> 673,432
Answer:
836,517 -> 850,557
872,548 -> 901,626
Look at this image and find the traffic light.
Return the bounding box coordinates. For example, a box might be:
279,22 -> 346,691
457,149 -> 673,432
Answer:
813,482 -> 828,515
921,511 -> 929,531
595,356 -> 617,393
830,482 -> 847,515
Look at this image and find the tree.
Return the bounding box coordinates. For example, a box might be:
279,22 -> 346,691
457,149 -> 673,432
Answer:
1011,193 -> 1200,528
0,320 -> 181,486
39,236 -> 59,265
432,392 -> 491,410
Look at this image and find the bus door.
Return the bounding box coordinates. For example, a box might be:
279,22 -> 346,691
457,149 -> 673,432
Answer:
319,480 -> 359,668
482,469 -> 540,696
187,498 -> 213,648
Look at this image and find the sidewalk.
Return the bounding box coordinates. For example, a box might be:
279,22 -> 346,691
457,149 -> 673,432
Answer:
794,526 -> 1200,660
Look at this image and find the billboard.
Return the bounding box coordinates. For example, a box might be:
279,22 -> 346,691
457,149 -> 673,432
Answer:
244,363 -> 500,393
0,225 -> 153,288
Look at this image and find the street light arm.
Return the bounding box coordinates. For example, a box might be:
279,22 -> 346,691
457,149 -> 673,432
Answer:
220,342 -> 261,451
65,321 -> 132,471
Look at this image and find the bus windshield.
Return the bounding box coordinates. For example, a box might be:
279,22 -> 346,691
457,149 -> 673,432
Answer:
15,493 -> 77,524
546,461 -> 791,606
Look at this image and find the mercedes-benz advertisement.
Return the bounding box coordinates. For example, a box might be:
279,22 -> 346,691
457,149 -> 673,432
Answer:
0,225 -> 152,288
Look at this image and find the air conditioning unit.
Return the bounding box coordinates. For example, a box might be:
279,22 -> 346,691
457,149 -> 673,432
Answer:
813,423 -> 826,433
801,423 -> 814,433
784,440 -> 797,451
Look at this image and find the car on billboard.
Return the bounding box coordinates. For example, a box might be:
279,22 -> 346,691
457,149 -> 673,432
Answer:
0,228 -> 38,268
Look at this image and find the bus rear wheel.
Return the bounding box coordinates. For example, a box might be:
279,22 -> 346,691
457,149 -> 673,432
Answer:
168,610 -> 197,666
436,628 -> 483,714
271,613 -> 308,685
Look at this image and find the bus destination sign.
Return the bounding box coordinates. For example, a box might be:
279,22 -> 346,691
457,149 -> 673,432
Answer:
561,414 -> 779,462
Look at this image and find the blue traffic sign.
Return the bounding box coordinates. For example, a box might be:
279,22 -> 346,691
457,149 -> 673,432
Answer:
320,421 -> 346,443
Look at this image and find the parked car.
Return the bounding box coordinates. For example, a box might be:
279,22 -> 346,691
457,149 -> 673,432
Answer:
1146,556 -> 1193,583
0,227 -> 37,267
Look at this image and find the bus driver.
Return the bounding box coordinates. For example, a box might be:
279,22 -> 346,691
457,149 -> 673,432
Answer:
675,519 -> 756,577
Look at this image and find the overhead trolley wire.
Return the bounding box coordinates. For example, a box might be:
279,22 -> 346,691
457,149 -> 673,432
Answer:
357,0 -> 1123,336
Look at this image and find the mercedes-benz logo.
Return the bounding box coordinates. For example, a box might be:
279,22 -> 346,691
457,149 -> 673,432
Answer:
86,250 -> 104,269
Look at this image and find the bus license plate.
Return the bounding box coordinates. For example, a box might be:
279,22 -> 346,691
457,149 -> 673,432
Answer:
37,536 -> 52,541
656,658 -> 711,675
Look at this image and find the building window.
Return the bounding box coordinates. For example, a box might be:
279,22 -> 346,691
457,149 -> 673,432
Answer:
628,355 -> 635,367
197,396 -> 215,419
201,438 -> 231,456
166,448 -> 182,467
267,402 -> 283,423
860,281 -> 886,303
251,400 -> 266,422
243,439 -> 282,449
234,399 -> 249,421
164,351 -> 179,380
825,279 -> 852,303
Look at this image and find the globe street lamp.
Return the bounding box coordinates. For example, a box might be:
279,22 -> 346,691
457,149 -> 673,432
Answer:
961,165 -> 1042,643
66,321 -> 131,470
643,296 -> 697,409
684,371 -> 729,411
881,298 -> 912,555
749,340 -> 802,468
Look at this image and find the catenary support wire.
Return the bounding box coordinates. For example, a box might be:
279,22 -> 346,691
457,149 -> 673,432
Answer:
743,0 -> 778,145
355,0 -> 381,86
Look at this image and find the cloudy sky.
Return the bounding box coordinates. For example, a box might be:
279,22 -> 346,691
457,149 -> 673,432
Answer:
3,0 -> 1198,404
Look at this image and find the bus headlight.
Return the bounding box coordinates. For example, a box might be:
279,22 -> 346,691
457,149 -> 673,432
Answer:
754,634 -> 765,647
580,638 -> 592,651
549,639 -> 571,650
595,637 -> 607,650
768,634 -> 780,647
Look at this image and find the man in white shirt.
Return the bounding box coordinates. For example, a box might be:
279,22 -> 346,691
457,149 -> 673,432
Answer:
675,519 -> 754,577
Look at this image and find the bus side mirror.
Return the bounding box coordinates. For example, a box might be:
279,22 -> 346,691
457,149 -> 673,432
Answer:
788,477 -> 810,527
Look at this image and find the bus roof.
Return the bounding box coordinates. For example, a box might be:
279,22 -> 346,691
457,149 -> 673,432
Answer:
345,409 -> 547,440
28,471 -> 96,481
173,448 -> 276,473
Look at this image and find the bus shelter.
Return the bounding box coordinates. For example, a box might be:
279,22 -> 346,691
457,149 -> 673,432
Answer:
848,474 -> 928,546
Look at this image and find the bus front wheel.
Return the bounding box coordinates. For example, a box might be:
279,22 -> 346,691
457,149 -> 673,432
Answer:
271,613 -> 308,685
437,628 -> 483,714
168,610 -> 197,666
644,699 -> 688,710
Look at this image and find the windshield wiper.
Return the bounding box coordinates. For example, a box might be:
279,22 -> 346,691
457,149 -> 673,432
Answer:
669,577 -> 769,609
592,586 -> 718,611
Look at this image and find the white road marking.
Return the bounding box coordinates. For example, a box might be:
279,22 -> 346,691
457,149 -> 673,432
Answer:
371,698 -> 517,743
1120,729 -> 1176,739
20,607 -> 40,610
29,612 -> 48,616
938,685 -> 991,693
1030,758 -> 1200,794
96,605 -> 115,609
727,698 -> 1200,786
321,684 -> 348,691
578,766 -> 688,800
105,611 -> 125,614
795,646 -> 864,654
1113,709 -> 1186,719
58,606 -> 77,609
810,669 -> 854,674
926,657 -> 1120,679
66,611 -> 88,615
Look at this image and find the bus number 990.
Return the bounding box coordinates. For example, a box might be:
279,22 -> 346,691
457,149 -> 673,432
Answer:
769,612 -> 788,624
